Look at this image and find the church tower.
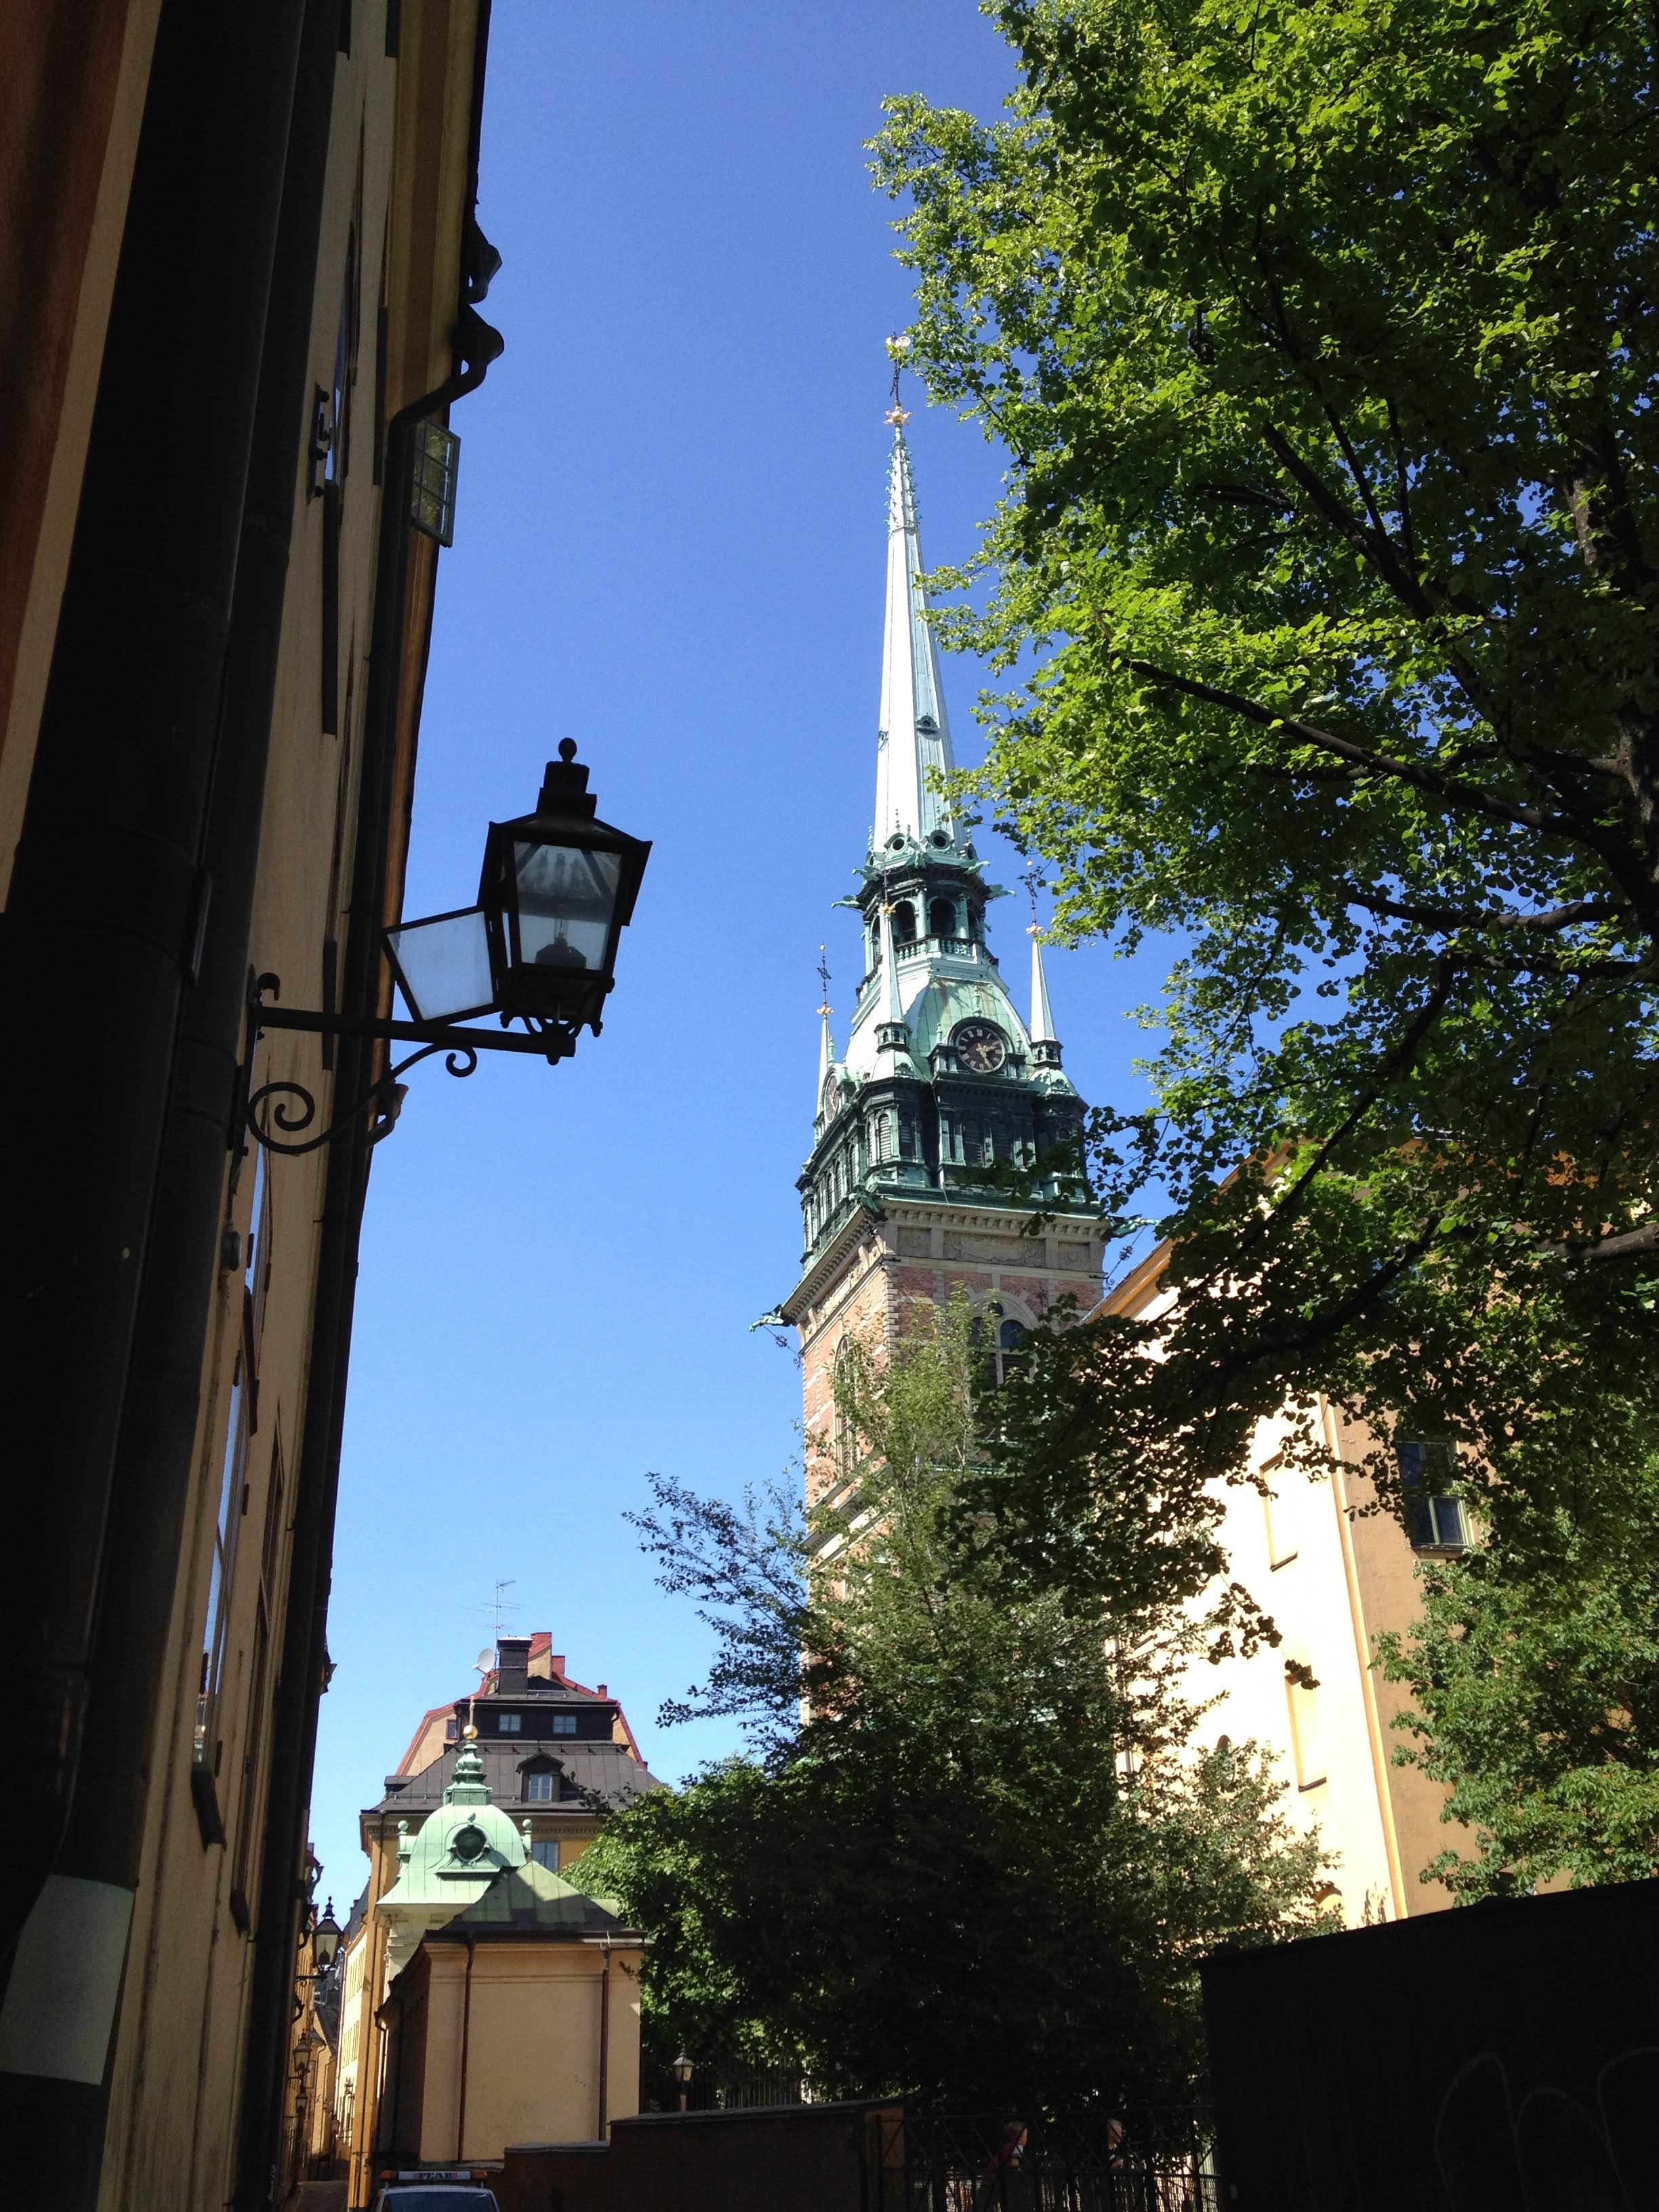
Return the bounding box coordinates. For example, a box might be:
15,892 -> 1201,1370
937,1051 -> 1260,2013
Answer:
781,417 -> 1103,1496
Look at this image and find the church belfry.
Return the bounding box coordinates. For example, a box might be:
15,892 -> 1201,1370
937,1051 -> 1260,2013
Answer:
781,407 -> 1103,1495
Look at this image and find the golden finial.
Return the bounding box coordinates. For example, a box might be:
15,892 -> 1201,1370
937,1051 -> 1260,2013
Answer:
464,1694 -> 478,1742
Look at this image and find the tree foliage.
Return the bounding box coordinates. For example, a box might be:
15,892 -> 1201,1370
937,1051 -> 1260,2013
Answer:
1375,1456 -> 1659,1897
584,1302 -> 1333,2108
867,0 -> 1659,1557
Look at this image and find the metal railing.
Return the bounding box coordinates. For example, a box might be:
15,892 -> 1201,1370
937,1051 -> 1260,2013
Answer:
640,2064 -> 843,2114
886,2112 -> 1220,2212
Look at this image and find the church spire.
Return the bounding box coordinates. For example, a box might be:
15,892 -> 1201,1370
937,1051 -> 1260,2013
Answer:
1029,924 -> 1057,1044
873,426 -> 957,851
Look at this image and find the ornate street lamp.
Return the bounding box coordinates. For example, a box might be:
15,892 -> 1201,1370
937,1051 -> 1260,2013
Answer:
311,1898 -> 342,1973
670,2048 -> 694,2114
245,741 -> 650,1153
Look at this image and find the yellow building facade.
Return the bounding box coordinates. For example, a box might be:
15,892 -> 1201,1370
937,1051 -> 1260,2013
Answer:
0,7 -> 511,2207
1101,1250 -> 1467,1923
333,1637 -> 663,2206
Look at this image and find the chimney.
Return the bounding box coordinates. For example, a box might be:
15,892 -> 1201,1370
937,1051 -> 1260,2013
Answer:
596,1683 -> 608,1698
496,1636 -> 531,1694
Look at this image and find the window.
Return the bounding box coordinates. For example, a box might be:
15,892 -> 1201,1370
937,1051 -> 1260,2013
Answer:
890,900 -> 916,944
928,897 -> 956,941
1285,1661 -> 1327,1790
195,1343 -> 250,1820
408,418 -> 459,544
970,1307 -> 1027,1389
230,1433 -> 287,1923
551,1715 -> 577,1737
525,1769 -> 554,1802
1397,1439 -> 1469,1551
445,1717 -> 457,1740
530,1841 -> 560,1871
498,1712 -> 522,1734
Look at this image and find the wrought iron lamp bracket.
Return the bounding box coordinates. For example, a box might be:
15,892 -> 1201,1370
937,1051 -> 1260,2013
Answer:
240,971 -> 577,1156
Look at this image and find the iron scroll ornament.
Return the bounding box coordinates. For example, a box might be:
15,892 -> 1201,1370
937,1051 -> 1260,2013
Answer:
245,1036 -> 481,1156
239,970 -> 584,1158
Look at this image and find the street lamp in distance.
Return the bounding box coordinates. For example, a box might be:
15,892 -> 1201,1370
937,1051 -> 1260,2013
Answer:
670,2049 -> 694,2114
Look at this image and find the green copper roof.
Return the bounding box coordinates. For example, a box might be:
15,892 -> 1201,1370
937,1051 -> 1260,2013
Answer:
431,1856 -> 642,1940
377,1733 -> 527,1913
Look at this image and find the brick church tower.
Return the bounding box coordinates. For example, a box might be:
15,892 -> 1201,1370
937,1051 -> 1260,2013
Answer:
780,416 -> 1103,1498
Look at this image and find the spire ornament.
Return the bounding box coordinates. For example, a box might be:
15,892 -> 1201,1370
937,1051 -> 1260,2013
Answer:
884,333 -> 912,426
815,944 -> 836,1103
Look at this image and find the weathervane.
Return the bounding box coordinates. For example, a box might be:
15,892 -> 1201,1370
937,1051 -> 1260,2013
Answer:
1021,865 -> 1046,937
884,332 -> 912,426
816,943 -> 832,1020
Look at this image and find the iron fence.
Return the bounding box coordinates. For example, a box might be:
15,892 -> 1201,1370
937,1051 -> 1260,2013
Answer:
888,2110 -> 1220,2212
639,2063 -> 844,2114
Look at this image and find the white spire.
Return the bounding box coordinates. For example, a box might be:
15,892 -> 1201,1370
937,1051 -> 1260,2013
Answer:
873,430 -> 956,849
817,1000 -> 835,1093
1029,925 -> 1057,1044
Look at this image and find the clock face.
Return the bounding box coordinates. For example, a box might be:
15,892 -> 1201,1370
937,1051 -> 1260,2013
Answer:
954,1020 -> 1007,1074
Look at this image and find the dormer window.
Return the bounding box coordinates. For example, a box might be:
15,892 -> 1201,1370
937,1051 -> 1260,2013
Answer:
525,1769 -> 554,1802
498,1713 -> 521,1734
551,1714 -> 577,1736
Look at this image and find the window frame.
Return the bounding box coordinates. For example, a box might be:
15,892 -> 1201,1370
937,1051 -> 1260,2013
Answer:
1396,1438 -> 1470,1553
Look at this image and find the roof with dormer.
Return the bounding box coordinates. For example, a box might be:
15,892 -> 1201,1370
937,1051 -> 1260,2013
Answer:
372,1733 -> 661,1819
393,1632 -> 647,1775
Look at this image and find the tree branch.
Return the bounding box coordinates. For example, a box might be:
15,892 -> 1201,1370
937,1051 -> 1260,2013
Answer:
1123,659 -> 1587,838
1537,1220 -> 1659,1266
1346,890 -> 1631,935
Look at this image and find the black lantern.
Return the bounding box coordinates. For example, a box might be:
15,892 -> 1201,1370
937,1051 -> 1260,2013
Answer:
478,739 -> 651,1038
246,741 -> 650,1155
312,1898 -> 342,1972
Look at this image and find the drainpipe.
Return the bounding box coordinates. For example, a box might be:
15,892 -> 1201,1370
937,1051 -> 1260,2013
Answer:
583,1937 -> 614,2141
455,1936 -> 476,2163
230,8 -> 501,2198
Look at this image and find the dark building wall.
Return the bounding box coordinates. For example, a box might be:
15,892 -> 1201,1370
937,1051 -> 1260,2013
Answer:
1201,1879 -> 1659,2212
495,2102 -> 905,2212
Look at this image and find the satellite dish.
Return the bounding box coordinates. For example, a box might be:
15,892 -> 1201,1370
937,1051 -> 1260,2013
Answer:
473,1649 -> 494,1675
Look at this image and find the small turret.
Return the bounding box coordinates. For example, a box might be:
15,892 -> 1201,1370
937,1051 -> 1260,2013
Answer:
1028,925 -> 1063,1071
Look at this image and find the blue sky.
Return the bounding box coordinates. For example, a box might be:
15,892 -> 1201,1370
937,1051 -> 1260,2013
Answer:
308,1 -> 1165,1905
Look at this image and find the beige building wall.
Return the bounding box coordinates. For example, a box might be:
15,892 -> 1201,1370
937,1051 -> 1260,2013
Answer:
1104,1265 -> 1462,1922
405,1944 -> 644,2161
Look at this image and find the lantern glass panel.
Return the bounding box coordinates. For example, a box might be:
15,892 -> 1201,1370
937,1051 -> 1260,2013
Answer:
512,841 -> 621,977
386,905 -> 494,1022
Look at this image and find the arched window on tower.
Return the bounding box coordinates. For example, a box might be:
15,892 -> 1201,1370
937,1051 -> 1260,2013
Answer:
891,900 -> 917,944
928,897 -> 956,941
968,1305 -> 1029,1389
